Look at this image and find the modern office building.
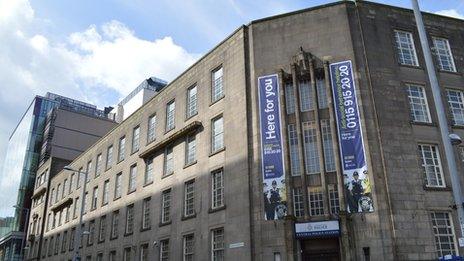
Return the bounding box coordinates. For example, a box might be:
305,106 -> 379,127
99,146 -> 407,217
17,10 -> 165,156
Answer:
0,93 -> 116,260
111,77 -> 167,123
26,1 -> 464,260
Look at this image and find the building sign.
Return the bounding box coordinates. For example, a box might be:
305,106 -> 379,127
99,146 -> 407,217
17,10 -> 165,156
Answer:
329,60 -> 374,213
258,74 -> 287,220
295,221 -> 340,238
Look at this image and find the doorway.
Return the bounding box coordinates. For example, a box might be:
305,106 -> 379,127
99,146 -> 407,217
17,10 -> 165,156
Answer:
300,237 -> 340,261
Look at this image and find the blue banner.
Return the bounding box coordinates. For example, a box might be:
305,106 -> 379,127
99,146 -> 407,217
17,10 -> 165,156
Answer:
330,60 -> 374,213
258,74 -> 287,220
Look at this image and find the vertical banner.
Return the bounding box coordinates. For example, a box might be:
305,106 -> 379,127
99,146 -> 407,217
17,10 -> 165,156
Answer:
329,60 -> 374,213
258,74 -> 287,220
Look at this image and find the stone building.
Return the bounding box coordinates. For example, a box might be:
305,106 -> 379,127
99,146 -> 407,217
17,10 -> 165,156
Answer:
26,1 -> 464,260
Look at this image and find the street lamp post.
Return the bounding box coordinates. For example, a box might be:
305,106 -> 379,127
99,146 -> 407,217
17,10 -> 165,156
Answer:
64,166 -> 88,261
12,205 -> 29,261
411,0 -> 464,246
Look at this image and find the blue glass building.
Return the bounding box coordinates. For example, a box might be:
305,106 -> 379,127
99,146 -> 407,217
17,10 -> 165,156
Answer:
0,93 -> 109,260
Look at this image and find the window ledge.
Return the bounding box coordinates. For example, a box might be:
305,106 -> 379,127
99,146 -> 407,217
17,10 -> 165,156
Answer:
161,172 -> 174,179
183,161 -> 197,169
159,221 -> 172,227
143,181 -> 154,188
438,69 -> 460,76
209,147 -> 226,157
181,213 -> 197,221
97,239 -> 105,244
113,196 -> 121,201
398,63 -> 422,70
210,95 -> 225,106
410,121 -> 436,127
140,226 -> 151,232
208,205 -> 226,214
123,232 -> 133,237
127,189 -> 136,195
164,128 -> 175,135
423,185 -> 451,191
185,112 -> 198,121
109,236 -> 118,241
146,138 -> 156,146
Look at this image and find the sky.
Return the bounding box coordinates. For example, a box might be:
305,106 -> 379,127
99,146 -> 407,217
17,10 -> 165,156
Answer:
0,0 -> 463,216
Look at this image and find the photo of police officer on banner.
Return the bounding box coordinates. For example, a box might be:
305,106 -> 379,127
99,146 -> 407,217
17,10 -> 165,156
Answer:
344,168 -> 373,213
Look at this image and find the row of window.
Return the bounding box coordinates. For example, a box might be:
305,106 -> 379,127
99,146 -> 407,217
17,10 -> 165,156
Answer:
285,78 -> 329,115
406,83 -> 464,126
394,30 -> 457,72
37,227 -> 225,261
288,120 -> 336,176
45,169 -> 225,232
292,184 -> 340,218
45,115 -> 224,212
36,66 -> 224,205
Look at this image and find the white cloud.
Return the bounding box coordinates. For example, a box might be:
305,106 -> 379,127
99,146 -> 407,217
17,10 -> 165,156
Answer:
0,0 -> 200,216
435,9 -> 464,20
70,20 -> 200,96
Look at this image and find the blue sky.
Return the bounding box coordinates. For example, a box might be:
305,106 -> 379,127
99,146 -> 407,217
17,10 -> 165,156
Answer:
0,0 -> 463,216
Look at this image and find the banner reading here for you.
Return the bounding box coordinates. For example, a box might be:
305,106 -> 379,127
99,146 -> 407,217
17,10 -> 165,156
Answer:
258,74 -> 287,220
329,60 -> 374,213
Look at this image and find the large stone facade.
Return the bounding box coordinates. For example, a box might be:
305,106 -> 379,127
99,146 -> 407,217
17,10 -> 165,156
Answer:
25,1 -> 464,261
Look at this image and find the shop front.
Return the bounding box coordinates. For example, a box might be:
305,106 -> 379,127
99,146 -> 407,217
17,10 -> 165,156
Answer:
295,220 -> 341,261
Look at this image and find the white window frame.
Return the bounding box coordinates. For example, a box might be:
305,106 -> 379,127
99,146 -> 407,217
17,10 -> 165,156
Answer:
166,100 -> 176,132
115,172 -> 122,199
98,215 -> 106,242
144,156 -> 154,185
102,180 -> 109,205
394,30 -> 419,66
118,136 -> 126,162
299,80 -> 313,112
184,180 -> 195,217
142,197 -> 151,230
212,67 -> 224,102
431,212 -> 458,257
308,188 -> 324,216
316,78 -> 328,109
292,187 -> 304,218
160,239 -> 170,261
446,89 -> 464,126
125,204 -> 134,234
433,37 -> 456,72
285,83 -> 295,114
111,210 -> 119,239
91,186 -> 98,210
212,116 -> 224,153
288,124 -> 301,176
132,126 -> 140,153
183,234 -> 194,261
328,184 -> 340,215
406,84 -> 432,123
106,145 -> 113,169
211,169 -> 224,209
321,119 -> 336,172
128,164 -> 137,193
164,146 -> 174,176
147,114 -> 157,143
211,228 -> 224,261
187,85 -> 198,118
302,121 -> 320,174
96,153 -> 102,177
161,190 -> 171,224
185,135 -> 196,165
419,144 -> 445,188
